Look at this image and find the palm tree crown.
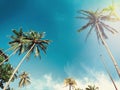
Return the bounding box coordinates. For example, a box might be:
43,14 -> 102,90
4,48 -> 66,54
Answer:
19,72 -> 30,87
102,0 -> 120,20
9,28 -> 28,55
85,85 -> 99,90
25,31 -> 51,59
64,78 -> 77,90
77,10 -> 118,42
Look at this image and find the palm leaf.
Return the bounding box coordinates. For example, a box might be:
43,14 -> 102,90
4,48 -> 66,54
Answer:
12,30 -> 19,36
98,23 -> 108,39
78,23 -> 91,32
35,46 -> 40,57
76,16 -> 88,19
85,24 -> 94,41
100,22 -> 118,33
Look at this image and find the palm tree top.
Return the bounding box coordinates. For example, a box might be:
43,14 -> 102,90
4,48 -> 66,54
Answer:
19,72 -> 29,79
102,0 -> 120,20
9,28 -> 51,58
86,85 -> 99,90
19,72 -> 31,87
77,9 -> 118,42
64,78 -> 77,86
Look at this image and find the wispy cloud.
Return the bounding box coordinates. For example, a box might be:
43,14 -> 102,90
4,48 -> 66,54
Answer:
20,70 -> 120,90
20,74 -> 66,90
75,72 -> 120,90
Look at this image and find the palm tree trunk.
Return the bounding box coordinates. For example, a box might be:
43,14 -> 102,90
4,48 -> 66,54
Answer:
0,48 -> 18,66
69,85 -> 71,90
96,24 -> 120,78
0,44 -> 21,65
0,47 -> 12,57
3,43 -> 35,90
100,55 -> 118,90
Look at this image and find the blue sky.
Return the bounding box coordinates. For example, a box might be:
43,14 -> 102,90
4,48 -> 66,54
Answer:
0,0 -> 120,90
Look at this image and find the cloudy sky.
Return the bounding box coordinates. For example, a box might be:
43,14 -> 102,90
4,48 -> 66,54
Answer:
0,0 -> 120,90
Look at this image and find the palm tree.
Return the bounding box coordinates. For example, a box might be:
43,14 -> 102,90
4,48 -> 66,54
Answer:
9,28 -> 29,55
64,78 -> 77,90
0,50 -> 8,63
0,63 -> 17,89
102,0 -> 120,20
0,50 -> 17,90
85,85 -> 99,90
77,10 -> 120,78
100,55 -> 118,90
19,72 -> 30,87
0,48 -> 19,66
3,30 -> 50,90
0,28 -> 25,66
75,88 -> 83,90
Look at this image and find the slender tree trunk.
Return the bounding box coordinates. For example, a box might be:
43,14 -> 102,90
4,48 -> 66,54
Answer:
0,44 -> 21,65
96,24 -> 120,78
69,85 -> 71,90
100,55 -> 118,90
0,49 -> 18,66
3,43 -> 35,90
0,47 -> 12,57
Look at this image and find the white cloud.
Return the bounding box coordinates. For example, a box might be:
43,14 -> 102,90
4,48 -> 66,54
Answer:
19,71 -> 120,90
75,72 -> 120,90
20,74 -> 66,90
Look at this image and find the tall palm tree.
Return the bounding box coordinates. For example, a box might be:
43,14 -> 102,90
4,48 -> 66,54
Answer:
85,85 -> 99,90
3,30 -> 50,90
64,78 -> 77,90
77,10 -> 120,78
0,28 -> 25,66
100,55 -> 118,90
0,50 -> 17,90
19,72 -> 30,87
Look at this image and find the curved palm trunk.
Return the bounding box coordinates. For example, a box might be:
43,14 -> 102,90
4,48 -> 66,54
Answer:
69,85 -> 71,90
0,47 -> 12,57
0,49 -> 18,66
3,43 -> 35,90
100,55 -> 118,90
96,24 -> 120,78
0,44 -> 21,65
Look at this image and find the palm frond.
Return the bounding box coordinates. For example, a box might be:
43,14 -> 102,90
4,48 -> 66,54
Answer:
85,24 -> 94,41
76,16 -> 88,19
12,30 -> 19,36
78,23 -> 91,32
100,22 -> 118,33
98,23 -> 108,39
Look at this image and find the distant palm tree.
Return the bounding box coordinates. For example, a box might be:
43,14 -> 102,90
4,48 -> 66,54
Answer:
19,72 -> 30,87
102,0 -> 120,20
77,10 -> 120,78
3,30 -> 51,90
64,78 -> 77,90
100,55 -> 118,90
85,85 -> 99,90
75,87 -> 83,90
